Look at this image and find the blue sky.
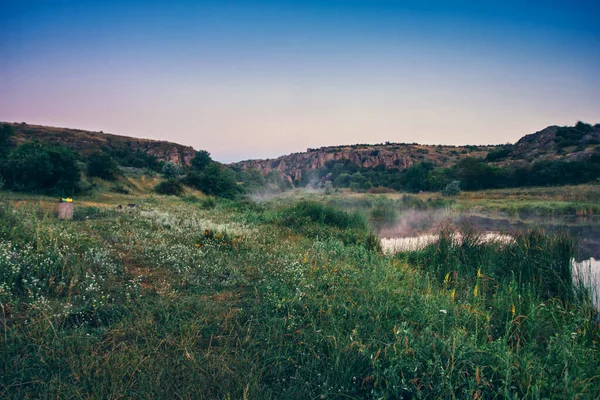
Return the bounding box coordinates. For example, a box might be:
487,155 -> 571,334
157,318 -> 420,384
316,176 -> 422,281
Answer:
1,0 -> 599,162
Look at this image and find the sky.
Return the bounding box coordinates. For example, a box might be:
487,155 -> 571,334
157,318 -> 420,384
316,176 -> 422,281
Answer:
1,0 -> 599,162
